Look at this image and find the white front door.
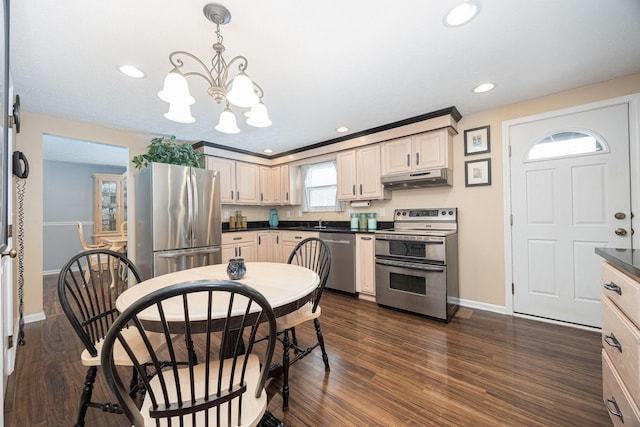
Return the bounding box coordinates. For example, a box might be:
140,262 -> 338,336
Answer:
510,102 -> 632,327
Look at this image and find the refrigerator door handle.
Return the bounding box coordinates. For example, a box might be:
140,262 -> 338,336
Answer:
157,247 -> 222,259
186,168 -> 195,246
189,168 -> 198,246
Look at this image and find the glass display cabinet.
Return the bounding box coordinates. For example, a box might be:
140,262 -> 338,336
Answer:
93,173 -> 127,240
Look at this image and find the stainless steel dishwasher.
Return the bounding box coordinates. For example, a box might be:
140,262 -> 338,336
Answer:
319,232 -> 356,294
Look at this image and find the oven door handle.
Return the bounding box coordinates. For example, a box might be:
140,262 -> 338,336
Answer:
375,258 -> 445,272
375,236 -> 444,244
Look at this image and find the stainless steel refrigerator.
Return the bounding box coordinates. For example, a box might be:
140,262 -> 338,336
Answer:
135,163 -> 222,280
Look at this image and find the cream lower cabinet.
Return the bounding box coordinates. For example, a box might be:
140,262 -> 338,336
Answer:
221,231 -> 257,263
280,231 -> 319,263
600,261 -> 640,426
257,231 -> 281,262
206,156 -> 260,205
381,129 -> 453,176
337,145 -> 390,201
355,234 -> 375,295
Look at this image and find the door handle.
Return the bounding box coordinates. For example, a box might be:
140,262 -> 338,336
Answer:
1,248 -> 16,258
615,228 -> 627,236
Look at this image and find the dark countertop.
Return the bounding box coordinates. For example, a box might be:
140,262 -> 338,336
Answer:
595,247 -> 640,278
222,220 -> 393,235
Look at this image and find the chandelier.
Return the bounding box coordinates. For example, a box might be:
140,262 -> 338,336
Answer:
157,3 -> 271,134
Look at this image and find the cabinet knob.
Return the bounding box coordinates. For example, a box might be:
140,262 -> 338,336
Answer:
614,228 -> 627,236
614,212 -> 626,220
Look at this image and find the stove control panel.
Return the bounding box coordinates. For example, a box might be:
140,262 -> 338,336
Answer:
394,208 -> 457,222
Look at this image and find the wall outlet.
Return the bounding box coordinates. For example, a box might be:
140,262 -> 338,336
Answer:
379,208 -> 385,217
286,210 -> 291,217
223,210 -> 229,219
297,209 -> 302,217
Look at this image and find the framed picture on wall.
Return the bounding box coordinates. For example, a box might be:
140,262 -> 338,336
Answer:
465,158 -> 491,187
464,125 -> 490,156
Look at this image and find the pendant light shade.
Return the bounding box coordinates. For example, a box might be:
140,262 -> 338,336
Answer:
215,105 -> 240,134
158,70 -> 195,105
164,101 -> 196,123
246,101 -> 272,127
226,72 -> 259,108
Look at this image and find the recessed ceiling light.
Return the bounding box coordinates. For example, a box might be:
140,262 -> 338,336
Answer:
336,126 -> 349,133
473,82 -> 495,93
263,148 -> 273,154
118,65 -> 145,78
445,2 -> 479,27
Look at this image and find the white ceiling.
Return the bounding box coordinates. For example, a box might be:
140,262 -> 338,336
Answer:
10,1 -> 640,157
42,135 -> 129,167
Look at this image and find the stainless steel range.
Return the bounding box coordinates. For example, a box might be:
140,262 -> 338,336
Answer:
375,208 -> 458,322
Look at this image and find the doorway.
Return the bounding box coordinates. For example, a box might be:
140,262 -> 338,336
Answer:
42,135 -> 128,274
505,98 -> 636,328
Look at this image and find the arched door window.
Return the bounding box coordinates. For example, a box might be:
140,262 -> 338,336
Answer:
525,130 -> 608,162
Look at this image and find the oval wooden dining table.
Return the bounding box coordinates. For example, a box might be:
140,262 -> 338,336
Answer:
116,261 -> 319,321
114,261 -> 319,427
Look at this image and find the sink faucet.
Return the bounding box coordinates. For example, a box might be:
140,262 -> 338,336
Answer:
318,219 -> 324,228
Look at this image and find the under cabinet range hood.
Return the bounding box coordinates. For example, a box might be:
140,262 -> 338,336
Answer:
381,168 -> 452,189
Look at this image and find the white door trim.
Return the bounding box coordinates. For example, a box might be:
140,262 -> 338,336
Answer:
503,93 -> 640,318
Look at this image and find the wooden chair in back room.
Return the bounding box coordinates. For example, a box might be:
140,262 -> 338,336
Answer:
76,221 -> 108,251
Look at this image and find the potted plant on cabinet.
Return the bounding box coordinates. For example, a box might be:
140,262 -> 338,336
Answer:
132,135 -> 202,170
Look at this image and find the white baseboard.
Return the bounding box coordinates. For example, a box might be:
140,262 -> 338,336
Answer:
357,293 -> 376,302
450,297 -> 507,315
23,312 -> 46,324
513,313 -> 600,332
43,269 -> 60,276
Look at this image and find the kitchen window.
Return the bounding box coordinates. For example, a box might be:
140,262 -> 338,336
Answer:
301,160 -> 344,212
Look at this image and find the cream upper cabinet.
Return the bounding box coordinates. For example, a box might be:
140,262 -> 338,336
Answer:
280,164 -> 301,206
355,234 -> 375,295
337,145 -> 390,201
259,166 -> 280,205
235,162 -> 260,205
381,129 -> 452,176
206,156 -> 260,205
93,173 -> 126,239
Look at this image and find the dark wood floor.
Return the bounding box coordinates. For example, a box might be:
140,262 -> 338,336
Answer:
4,274 -> 610,426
